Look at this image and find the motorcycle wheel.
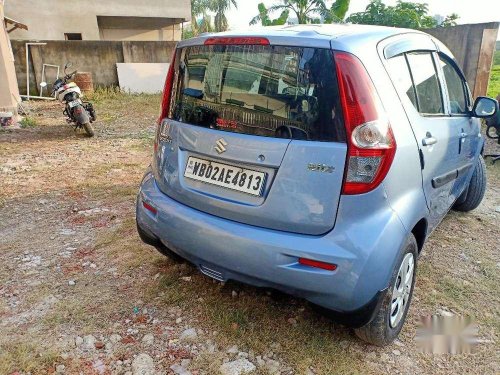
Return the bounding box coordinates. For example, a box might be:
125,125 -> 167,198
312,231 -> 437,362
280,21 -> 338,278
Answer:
82,122 -> 94,137
71,104 -> 93,137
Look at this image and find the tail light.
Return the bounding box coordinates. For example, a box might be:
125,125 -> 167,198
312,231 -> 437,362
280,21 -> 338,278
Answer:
158,49 -> 179,125
334,51 -> 396,195
155,49 -> 179,153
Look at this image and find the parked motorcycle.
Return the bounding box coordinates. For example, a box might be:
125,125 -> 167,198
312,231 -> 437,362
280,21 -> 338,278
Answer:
41,63 -> 96,137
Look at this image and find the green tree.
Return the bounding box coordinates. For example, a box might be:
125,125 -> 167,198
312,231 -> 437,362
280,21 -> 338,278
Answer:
249,3 -> 290,26
186,0 -> 213,38
322,0 -> 351,23
440,13 -> 459,27
346,0 -> 459,29
252,0 -> 326,25
211,0 -> 238,32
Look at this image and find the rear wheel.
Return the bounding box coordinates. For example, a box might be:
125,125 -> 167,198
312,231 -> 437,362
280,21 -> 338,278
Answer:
453,155 -> 486,212
82,122 -> 94,137
72,104 -> 93,137
154,244 -> 184,263
355,234 -> 418,346
136,219 -> 184,263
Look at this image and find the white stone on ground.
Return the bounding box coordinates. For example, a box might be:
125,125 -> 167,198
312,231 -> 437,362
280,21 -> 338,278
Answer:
219,358 -> 256,375
141,334 -> 154,346
170,363 -> 192,375
109,334 -> 122,344
82,335 -> 96,351
75,336 -> 84,347
265,359 -> 280,374
132,353 -> 155,375
179,328 -> 197,342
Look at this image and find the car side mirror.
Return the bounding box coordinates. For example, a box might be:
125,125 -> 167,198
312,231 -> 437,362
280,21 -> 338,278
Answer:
471,96 -> 498,118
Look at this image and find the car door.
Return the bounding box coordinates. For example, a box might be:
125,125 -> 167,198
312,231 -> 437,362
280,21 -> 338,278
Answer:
385,50 -> 464,230
435,53 -> 478,195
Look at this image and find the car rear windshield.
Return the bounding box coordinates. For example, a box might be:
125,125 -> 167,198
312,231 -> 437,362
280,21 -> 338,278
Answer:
171,44 -> 345,142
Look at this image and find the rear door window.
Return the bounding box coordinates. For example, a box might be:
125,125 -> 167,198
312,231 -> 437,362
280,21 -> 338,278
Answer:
406,52 -> 444,115
172,45 -> 345,142
386,54 -> 418,108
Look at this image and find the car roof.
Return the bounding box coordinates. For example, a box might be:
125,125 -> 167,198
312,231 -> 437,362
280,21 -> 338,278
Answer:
178,24 -> 430,50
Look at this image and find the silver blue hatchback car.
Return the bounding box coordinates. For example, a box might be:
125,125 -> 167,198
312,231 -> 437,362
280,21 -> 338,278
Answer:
136,24 -> 497,345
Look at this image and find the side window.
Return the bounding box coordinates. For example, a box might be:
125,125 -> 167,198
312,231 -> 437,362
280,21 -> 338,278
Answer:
387,54 -> 418,109
406,52 -> 444,115
438,55 -> 468,114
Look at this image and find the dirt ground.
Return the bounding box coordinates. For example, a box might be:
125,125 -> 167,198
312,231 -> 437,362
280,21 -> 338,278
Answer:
1,94 -> 499,375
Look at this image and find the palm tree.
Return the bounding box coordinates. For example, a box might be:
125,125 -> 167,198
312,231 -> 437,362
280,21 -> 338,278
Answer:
258,0 -> 326,25
210,0 -> 238,32
190,0 -> 213,36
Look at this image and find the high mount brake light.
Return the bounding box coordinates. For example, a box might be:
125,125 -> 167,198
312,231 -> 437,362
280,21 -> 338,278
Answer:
204,37 -> 270,45
334,51 -> 396,195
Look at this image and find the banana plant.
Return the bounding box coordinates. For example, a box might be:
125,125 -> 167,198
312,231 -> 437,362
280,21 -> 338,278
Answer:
251,0 -> 327,25
322,0 -> 351,23
249,3 -> 290,26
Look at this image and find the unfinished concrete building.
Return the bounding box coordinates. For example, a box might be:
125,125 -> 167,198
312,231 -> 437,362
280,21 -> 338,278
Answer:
5,0 -> 190,41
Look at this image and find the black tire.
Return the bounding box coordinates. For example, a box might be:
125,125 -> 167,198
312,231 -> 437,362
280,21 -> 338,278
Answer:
154,244 -> 185,263
82,122 -> 94,137
136,219 -> 184,263
354,234 -> 418,346
72,104 -> 93,137
453,155 -> 486,212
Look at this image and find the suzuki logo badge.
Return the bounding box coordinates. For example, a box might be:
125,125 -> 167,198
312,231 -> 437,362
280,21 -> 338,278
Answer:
215,138 -> 228,154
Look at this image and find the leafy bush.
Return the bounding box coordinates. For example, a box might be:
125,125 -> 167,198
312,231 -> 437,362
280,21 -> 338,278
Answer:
20,116 -> 37,128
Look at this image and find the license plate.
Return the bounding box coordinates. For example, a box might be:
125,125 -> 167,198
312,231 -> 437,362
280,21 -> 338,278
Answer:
184,157 -> 266,196
68,99 -> 81,108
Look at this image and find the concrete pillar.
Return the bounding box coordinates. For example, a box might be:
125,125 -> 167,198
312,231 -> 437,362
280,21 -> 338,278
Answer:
0,0 -> 21,119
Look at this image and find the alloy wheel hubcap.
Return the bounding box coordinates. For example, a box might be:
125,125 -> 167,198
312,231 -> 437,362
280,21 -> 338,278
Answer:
390,253 -> 414,328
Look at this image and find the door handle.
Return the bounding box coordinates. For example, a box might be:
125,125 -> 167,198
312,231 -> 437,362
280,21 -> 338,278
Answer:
422,132 -> 437,146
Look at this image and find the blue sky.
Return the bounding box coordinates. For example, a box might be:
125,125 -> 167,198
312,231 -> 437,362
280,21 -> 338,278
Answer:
226,0 -> 500,39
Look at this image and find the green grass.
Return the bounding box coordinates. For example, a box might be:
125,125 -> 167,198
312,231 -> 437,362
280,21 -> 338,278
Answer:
487,51 -> 500,98
0,342 -> 57,375
86,86 -> 161,106
488,65 -> 500,98
494,50 -> 500,66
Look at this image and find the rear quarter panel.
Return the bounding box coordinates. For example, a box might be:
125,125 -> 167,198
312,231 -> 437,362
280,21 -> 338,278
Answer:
332,34 -> 430,238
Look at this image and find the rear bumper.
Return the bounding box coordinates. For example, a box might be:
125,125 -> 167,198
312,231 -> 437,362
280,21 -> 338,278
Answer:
137,171 -> 407,326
